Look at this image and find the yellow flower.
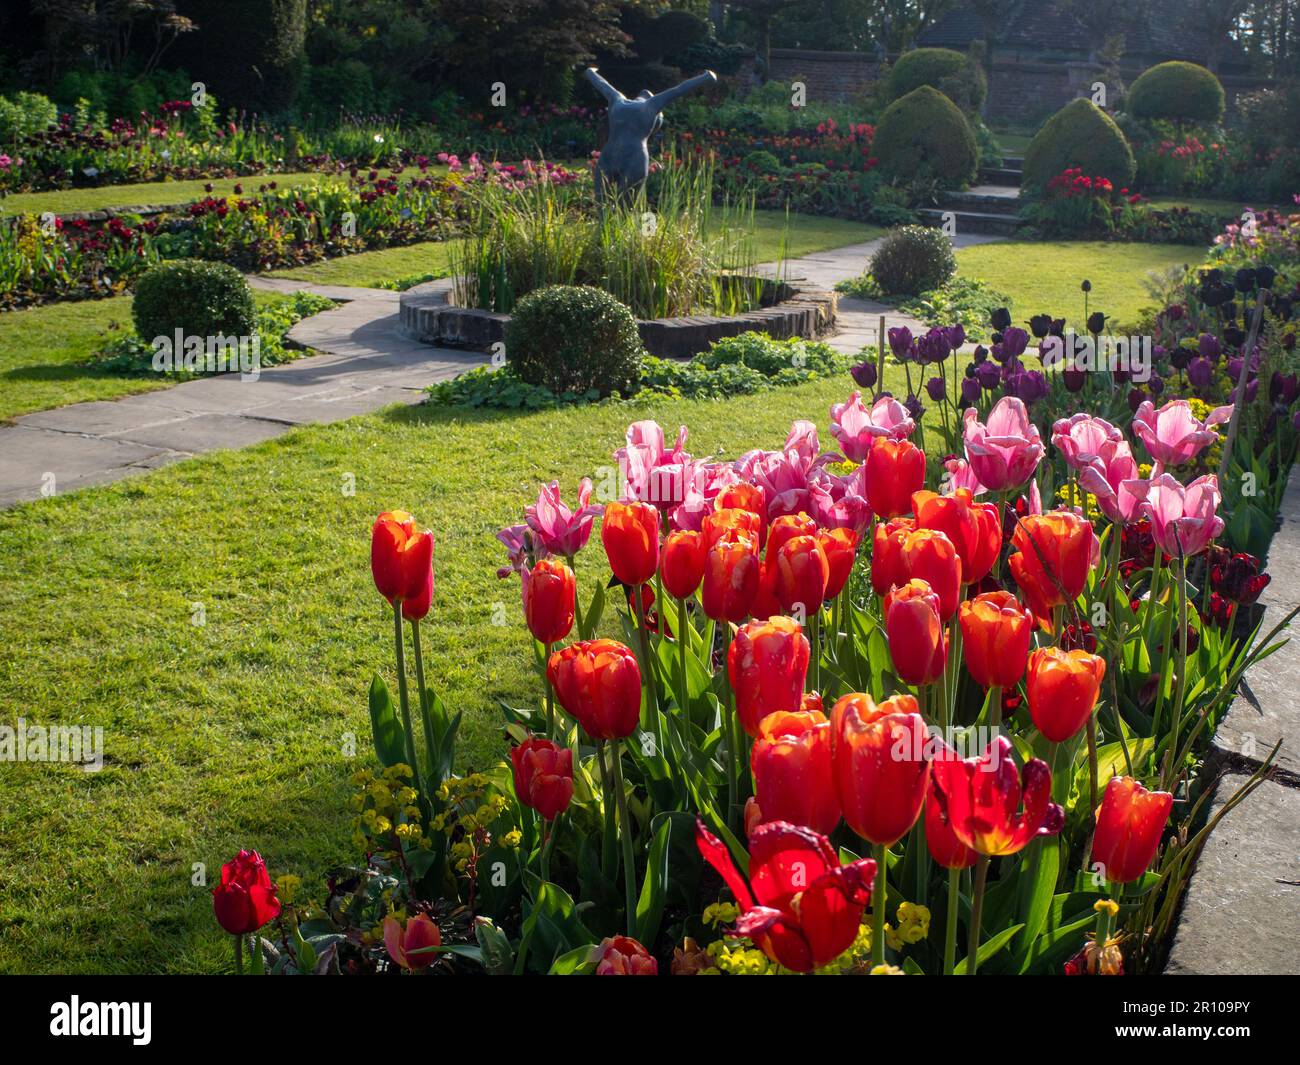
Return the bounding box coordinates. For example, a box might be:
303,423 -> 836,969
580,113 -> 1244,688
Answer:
502,829 -> 522,848
1094,898 -> 1120,918
703,901 -> 740,927
870,963 -> 904,975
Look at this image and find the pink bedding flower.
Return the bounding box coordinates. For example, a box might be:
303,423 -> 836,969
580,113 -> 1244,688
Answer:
526,479 -> 602,559
615,420 -> 691,506
496,522 -> 541,578
829,392 -> 915,462
1051,413 -> 1122,472
941,456 -> 987,496
1128,473 -> 1225,558
1131,399 -> 1232,468
1050,413 -> 1143,522
963,397 -> 1045,492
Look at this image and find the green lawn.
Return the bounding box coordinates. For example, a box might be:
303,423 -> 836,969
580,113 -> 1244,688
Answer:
0,369 -> 947,973
1,172 -> 331,216
1144,195 -> 1285,218
955,240 -> 1203,329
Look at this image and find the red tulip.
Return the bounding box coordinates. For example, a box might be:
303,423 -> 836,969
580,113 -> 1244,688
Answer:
509,736 -> 575,821
829,692 -> 931,846
925,782 -> 977,869
212,849 -> 281,936
912,488 -> 1001,585
1090,775 -> 1173,883
383,913 -> 441,971
819,527 -> 859,600
547,639 -> 642,740
899,527 -> 962,620
703,507 -> 762,551
1027,647 -> 1106,742
750,709 -> 840,835
883,578 -> 947,686
930,735 -> 1064,856
871,515 -> 914,597
773,533 -> 830,615
702,537 -> 760,622
715,482 -> 767,546
695,819 -> 876,973
371,510 -> 434,619
522,558 -> 575,645
765,512 -> 818,560
594,935 -> 658,975
728,616 -> 810,737
602,501 -> 660,586
958,591 -> 1033,689
863,438 -> 925,519
661,529 -> 706,598
1008,511 -> 1098,621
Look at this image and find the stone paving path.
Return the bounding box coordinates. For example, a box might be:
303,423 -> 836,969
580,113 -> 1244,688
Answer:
0,231 -> 1003,508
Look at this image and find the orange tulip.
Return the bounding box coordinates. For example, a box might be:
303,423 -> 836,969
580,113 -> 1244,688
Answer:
728,616 -> 810,736
900,527 -> 962,620
819,527 -> 859,600
371,510 -> 434,619
715,482 -> 767,546
660,529 -> 706,599
749,709 -> 840,835
958,591 -> 1033,689
883,578 -> 947,686
1008,511 -> 1098,621
702,507 -> 762,551
800,691 -> 825,715
522,558 -> 576,645
863,438 -> 925,519
773,534 -> 830,614
871,515 -> 914,597
1091,775 -> 1173,883
547,639 -> 643,740
601,501 -> 660,587
765,512 -> 818,561
829,693 -> 931,846
912,488 -> 1001,585
702,537 -> 760,622
1026,647 -> 1106,742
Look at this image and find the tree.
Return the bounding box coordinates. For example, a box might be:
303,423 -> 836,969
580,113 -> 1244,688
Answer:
730,0 -> 809,78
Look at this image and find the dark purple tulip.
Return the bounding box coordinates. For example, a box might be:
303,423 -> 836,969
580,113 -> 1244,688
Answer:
1128,388 -> 1146,411
972,344 -> 989,365
1198,333 -> 1220,360
1029,314 -> 1052,338
1226,356 -> 1244,381
995,327 -> 1029,361
1113,367 -> 1131,385
926,376 -> 947,401
1169,345 -> 1192,370
904,393 -> 925,421
1063,365 -> 1086,392
1018,370 -> 1048,404
1231,379 -> 1259,405
1187,357 -> 1214,390
1269,372 -> 1299,406
1293,410 -> 1300,433
1148,374 -> 1165,396
961,377 -> 982,406
944,324 -> 966,349
975,361 -> 1002,389
991,307 -> 1012,331
888,326 -> 914,360
1165,303 -> 1186,321
850,360 -> 878,389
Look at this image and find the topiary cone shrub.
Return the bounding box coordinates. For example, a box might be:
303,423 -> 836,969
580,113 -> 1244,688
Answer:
869,225 -> 957,297
873,86 -> 978,188
1022,98 -> 1136,194
505,285 -> 644,398
131,259 -> 257,344
887,47 -> 986,114
1126,61 -> 1225,125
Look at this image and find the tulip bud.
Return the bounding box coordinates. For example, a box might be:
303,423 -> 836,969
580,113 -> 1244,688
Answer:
862,438 -> 926,519
371,510 -> 434,617
660,529 -> 707,599
212,850 -> 281,937
509,736 -> 575,821
702,537 -> 760,622
547,639 -> 643,740
594,935 -> 658,975
522,558 -> 575,645
601,501 -> 660,586
714,483 -> 767,546
728,616 -> 810,737
1090,775 -> 1173,883
883,578 -> 947,686
1027,647 -> 1106,743
773,533 -> 829,614
899,527 -> 962,620
912,488 -> 1001,586
383,913 -> 442,971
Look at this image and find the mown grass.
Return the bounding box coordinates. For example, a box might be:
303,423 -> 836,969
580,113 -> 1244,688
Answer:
1,172 -> 331,216
0,367 -> 955,973
954,240 -> 1203,329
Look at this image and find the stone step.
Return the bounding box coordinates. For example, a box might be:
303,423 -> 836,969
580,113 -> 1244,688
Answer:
940,190 -> 1021,216
979,167 -> 1022,186
916,207 -> 1020,237
1002,155 -> 1024,168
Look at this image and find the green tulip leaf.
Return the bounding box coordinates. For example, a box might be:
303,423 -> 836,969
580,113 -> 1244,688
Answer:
367,674 -> 406,768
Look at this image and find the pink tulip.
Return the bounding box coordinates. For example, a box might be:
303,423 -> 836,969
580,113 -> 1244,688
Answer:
785,419 -> 822,466
1051,413 -> 1122,472
941,456 -> 987,496
526,479 -> 602,559
1129,473 -> 1226,558
496,522 -> 541,578
670,462 -> 738,532
829,392 -> 915,462
963,397 -> 1045,492
615,420 -> 691,505
809,473 -> 873,535
1131,399 -> 1232,468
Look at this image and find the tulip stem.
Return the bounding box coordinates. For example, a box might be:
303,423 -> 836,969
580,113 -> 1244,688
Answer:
809,609 -> 821,692
967,855 -> 990,975
393,603 -> 420,778
611,740 -> 639,936
540,815 -> 558,882
1165,554 -> 1191,791
871,842 -> 888,966
544,642 -> 556,741
988,685 -> 1002,732
234,932 -> 243,975
596,740 -> 617,879
677,596 -> 690,718
1086,713 -> 1099,820
943,867 -> 960,976
632,583 -> 664,758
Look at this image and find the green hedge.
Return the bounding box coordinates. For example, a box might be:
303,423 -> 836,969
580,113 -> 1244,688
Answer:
1127,61 -> 1225,124
873,86 -> 978,187
888,48 -> 986,113
1023,98 -> 1136,191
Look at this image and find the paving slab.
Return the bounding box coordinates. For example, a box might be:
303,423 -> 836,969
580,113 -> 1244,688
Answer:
0,424 -> 172,506
110,411 -> 293,452
1164,773 -> 1300,975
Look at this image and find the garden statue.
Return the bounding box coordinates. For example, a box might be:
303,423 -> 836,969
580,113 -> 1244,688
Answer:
583,67 -> 718,202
